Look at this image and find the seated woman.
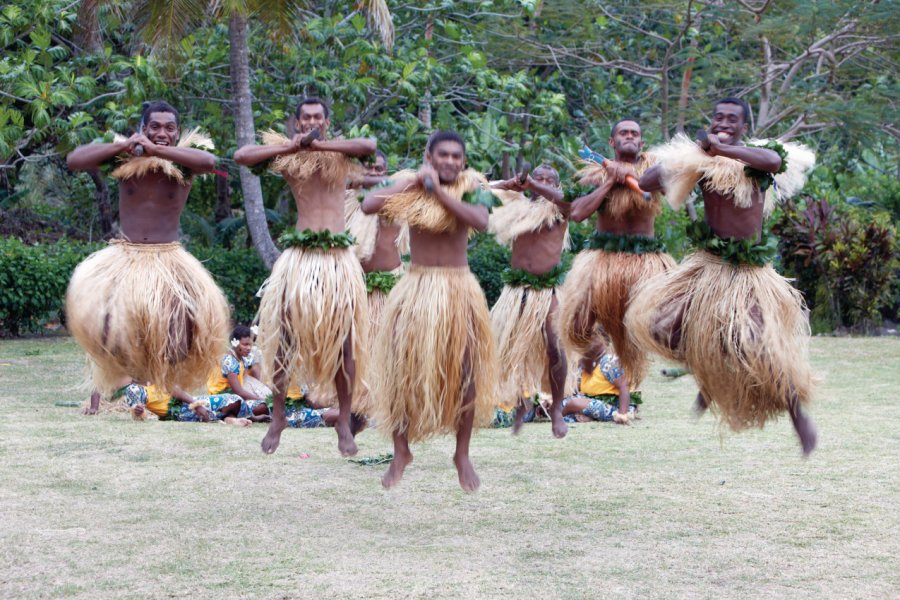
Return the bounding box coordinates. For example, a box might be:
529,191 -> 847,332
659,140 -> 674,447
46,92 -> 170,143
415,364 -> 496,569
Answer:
207,325 -> 270,417
242,325 -> 273,400
111,380 -> 265,425
561,345 -> 640,425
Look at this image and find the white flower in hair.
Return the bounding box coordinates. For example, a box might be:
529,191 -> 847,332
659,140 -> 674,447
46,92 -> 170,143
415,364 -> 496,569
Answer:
230,338 -> 240,348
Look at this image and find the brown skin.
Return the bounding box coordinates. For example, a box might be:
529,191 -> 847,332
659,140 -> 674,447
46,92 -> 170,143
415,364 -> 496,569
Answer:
225,337 -> 263,402
491,166 -> 570,438
67,112 -> 216,243
362,139 -> 489,491
565,121 -> 658,390
639,102 -> 815,454
356,155 -> 403,274
234,101 -> 375,457
570,120 -> 654,236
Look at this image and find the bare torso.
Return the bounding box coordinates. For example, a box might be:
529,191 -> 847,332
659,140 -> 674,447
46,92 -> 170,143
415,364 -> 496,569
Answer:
702,184 -> 765,240
510,219 -> 567,274
286,171 -> 347,233
118,172 -> 192,243
597,209 -> 656,237
408,226 -> 470,267
361,217 -> 403,273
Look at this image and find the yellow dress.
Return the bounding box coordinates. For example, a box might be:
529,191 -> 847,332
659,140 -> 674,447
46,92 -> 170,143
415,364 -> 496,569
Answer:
207,353 -> 244,395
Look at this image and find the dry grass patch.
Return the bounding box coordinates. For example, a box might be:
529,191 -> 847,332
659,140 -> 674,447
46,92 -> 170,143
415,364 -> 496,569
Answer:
0,336 -> 898,598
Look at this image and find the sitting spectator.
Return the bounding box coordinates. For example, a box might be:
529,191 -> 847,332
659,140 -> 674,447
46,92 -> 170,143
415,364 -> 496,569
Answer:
561,346 -> 640,425
207,325 -> 268,416
242,325 -> 273,399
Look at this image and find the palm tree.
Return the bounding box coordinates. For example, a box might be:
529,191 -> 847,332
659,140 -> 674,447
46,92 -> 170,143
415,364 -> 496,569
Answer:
78,0 -> 394,268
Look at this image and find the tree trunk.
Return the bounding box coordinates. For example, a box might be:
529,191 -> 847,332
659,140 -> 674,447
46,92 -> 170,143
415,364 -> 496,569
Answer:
229,13 -> 279,269
214,169 -> 231,223
75,1 -> 103,54
89,169 -> 112,237
418,16 -> 433,129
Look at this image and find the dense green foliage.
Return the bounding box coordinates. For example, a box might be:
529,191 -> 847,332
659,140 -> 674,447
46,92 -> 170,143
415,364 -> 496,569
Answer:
774,198 -> 898,332
0,238 -> 100,335
0,239 -> 268,335
0,0 -> 896,334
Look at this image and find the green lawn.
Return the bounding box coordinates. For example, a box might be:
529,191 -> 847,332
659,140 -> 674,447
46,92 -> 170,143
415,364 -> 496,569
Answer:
0,336 -> 897,599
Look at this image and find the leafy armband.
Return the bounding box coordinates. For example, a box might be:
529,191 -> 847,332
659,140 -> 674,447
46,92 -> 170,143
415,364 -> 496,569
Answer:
744,140 -> 788,192
461,187 -> 500,211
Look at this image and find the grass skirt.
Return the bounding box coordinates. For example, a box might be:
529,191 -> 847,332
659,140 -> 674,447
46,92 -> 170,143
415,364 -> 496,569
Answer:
558,248 -> 675,387
66,241 -> 229,396
625,251 -> 815,431
491,284 -> 571,401
255,246 -> 368,408
370,265 -> 498,443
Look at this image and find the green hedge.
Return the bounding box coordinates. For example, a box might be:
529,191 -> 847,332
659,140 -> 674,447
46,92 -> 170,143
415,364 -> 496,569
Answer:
190,246 -> 269,325
0,238 -> 102,335
0,238 -> 269,336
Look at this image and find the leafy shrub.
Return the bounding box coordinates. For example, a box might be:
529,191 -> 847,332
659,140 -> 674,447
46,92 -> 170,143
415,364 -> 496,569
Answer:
184,246 -> 269,325
774,197 -> 898,332
0,238 -> 101,335
468,232 -> 511,307
0,239 -> 270,336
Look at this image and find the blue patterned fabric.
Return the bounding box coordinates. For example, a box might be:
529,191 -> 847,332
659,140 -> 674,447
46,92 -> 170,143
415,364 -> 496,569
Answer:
599,353 -> 625,383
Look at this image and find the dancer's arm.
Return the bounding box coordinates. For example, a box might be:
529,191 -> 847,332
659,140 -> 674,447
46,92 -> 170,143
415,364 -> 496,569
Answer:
67,138 -> 132,171
423,165 -> 488,231
361,177 -> 415,214
638,165 -> 664,193
233,140 -> 295,167
705,135 -> 782,172
570,179 -> 615,222
307,137 -> 376,157
132,135 -> 215,173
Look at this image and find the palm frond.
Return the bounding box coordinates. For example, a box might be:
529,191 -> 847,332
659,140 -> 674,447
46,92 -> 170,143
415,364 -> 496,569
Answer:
364,0 -> 394,48
133,0 -> 208,57
253,0 -> 306,40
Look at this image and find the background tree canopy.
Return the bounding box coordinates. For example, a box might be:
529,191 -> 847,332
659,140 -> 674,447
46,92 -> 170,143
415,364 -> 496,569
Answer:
1,0 -> 897,334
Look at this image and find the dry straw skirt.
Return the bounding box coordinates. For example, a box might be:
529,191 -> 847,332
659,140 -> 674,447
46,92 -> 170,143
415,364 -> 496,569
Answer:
625,251 -> 815,431
559,248 -> 675,387
255,246 -> 368,409
370,265 -> 498,442
66,240 -> 229,395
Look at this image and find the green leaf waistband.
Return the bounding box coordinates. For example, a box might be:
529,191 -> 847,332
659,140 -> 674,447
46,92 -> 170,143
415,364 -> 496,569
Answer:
279,228 -> 356,250
365,270 -> 400,293
686,221 -> 777,267
501,264 -> 566,289
584,231 -> 667,254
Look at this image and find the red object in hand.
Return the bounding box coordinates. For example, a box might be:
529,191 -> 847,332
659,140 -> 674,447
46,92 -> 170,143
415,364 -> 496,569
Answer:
599,157 -> 645,197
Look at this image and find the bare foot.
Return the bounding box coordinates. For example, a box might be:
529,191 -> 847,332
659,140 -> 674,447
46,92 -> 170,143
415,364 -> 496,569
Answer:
131,404 -> 145,421
249,414 -> 272,423
381,449 -> 413,489
225,417 -> 252,427
453,454 -> 481,492
261,415 -> 287,454
336,423 -> 359,457
789,401 -> 817,457
550,409 -> 568,439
